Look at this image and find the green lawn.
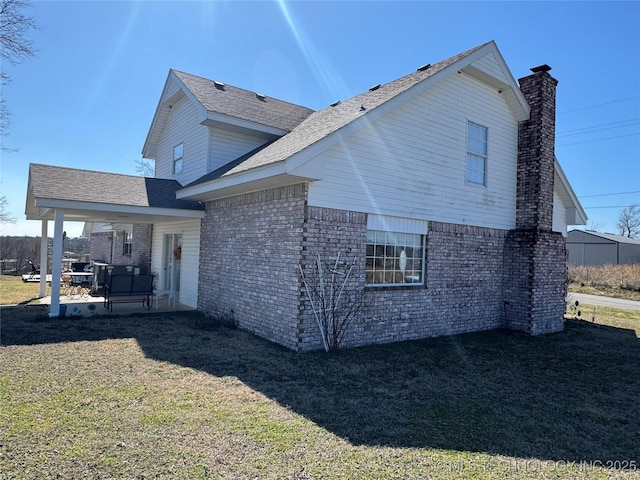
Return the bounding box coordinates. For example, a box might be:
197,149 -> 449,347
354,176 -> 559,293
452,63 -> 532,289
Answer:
1,304 -> 639,479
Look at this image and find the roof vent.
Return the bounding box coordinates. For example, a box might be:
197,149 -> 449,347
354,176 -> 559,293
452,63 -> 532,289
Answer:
213,80 -> 225,90
330,100 -> 341,107
369,84 -> 381,91
417,63 -> 431,72
256,92 -> 266,101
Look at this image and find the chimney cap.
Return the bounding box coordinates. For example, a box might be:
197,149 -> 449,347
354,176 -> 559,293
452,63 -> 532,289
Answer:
531,64 -> 552,73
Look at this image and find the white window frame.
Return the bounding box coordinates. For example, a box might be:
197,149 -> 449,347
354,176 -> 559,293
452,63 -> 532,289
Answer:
466,121 -> 488,186
365,230 -> 425,287
173,143 -> 184,174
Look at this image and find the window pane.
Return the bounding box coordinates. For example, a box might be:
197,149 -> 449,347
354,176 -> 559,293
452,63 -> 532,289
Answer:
365,229 -> 425,286
467,122 -> 487,155
466,154 -> 485,185
174,158 -> 183,174
173,143 -> 184,160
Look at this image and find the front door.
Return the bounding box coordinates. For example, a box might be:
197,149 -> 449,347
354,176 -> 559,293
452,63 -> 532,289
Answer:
163,234 -> 182,296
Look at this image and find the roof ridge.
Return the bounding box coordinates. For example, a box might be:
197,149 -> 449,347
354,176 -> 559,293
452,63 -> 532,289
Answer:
30,163 -> 154,180
171,69 -> 314,111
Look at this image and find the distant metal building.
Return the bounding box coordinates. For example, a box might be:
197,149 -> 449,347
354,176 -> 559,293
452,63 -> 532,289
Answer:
567,230 -> 640,265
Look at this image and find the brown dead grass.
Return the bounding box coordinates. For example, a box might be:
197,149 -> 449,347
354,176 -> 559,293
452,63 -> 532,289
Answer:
568,264 -> 640,302
1,305 -> 639,479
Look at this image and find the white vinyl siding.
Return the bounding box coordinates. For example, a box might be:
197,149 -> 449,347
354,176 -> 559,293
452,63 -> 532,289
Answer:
150,219 -> 201,308
155,95 -> 209,184
307,72 -> 519,230
552,191 -> 568,236
208,126 -> 275,173
473,53 -> 509,84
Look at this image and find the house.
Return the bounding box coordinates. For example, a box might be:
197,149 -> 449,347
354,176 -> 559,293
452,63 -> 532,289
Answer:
25,41 -> 587,351
567,230 -> 640,265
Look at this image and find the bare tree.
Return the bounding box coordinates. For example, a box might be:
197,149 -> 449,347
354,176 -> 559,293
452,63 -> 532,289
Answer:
0,194 -> 15,223
0,0 -> 37,139
135,159 -> 155,177
617,204 -> 640,238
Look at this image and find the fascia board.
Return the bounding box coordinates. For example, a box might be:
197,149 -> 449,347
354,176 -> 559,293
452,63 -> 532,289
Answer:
32,198 -> 205,219
176,162 -> 289,200
142,71 -> 206,158
142,70 -> 174,159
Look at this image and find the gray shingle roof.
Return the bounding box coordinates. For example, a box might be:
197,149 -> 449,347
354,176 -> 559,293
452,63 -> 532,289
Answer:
211,42 -> 489,179
173,70 -> 314,132
29,164 -> 204,211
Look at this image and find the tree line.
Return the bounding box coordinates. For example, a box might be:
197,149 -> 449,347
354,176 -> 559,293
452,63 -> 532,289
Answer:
0,236 -> 89,274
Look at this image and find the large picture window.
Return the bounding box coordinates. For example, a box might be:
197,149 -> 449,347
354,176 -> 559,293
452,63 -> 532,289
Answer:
366,230 -> 425,286
466,121 -> 488,186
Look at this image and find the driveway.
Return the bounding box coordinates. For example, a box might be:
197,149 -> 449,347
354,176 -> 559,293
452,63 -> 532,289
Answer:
567,292 -> 640,311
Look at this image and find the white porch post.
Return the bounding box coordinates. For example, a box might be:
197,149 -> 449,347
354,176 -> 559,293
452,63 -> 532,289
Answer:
39,220 -> 48,298
49,209 -> 64,317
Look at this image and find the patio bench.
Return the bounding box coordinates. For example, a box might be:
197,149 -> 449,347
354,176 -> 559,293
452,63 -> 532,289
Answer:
104,274 -> 154,311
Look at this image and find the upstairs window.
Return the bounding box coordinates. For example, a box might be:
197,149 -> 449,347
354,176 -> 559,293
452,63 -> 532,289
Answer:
173,143 -> 184,174
466,121 -> 488,186
366,230 -> 425,287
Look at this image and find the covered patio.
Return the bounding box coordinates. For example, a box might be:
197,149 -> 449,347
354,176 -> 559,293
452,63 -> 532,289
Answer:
25,164 -> 205,318
35,291 -> 194,316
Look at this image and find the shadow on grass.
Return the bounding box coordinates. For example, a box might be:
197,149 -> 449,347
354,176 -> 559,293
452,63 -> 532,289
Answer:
2,304 -> 639,463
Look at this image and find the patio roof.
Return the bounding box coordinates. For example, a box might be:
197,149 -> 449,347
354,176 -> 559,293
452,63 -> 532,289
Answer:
26,164 -> 205,224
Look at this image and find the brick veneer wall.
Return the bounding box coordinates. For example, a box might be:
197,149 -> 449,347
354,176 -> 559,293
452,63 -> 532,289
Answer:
307,219 -> 508,351
198,184 -> 307,350
132,224 -> 152,273
200,186 -> 512,351
503,230 -> 567,334
297,206 -> 368,351
89,232 -> 113,263
89,230 -> 135,265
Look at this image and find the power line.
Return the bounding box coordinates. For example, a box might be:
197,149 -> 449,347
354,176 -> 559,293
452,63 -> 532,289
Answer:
584,205 -> 635,209
580,190 -> 640,198
557,132 -> 639,147
557,118 -> 639,137
558,96 -> 640,114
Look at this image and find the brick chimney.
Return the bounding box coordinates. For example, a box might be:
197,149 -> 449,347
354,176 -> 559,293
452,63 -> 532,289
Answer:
516,64 -> 557,231
502,64 -> 567,335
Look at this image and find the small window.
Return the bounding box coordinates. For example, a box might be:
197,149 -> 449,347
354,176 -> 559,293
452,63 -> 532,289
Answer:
365,230 -> 425,286
123,231 -> 132,256
173,143 -> 184,174
466,121 -> 487,186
